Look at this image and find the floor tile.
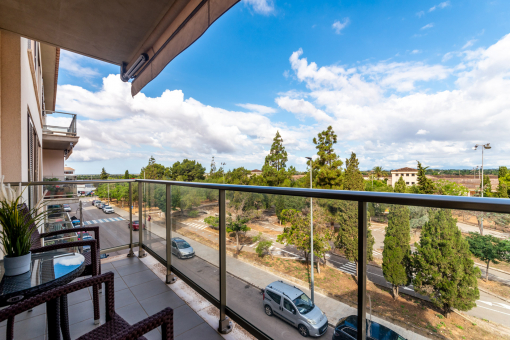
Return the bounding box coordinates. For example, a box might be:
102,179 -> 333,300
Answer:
0,313 -> 47,340
69,317 -> 102,339
174,321 -> 223,340
68,300 -> 94,325
129,278 -> 170,301
115,301 -> 149,325
68,286 -> 92,306
122,269 -> 159,287
111,257 -> 141,269
116,262 -> 149,276
139,290 -> 185,316
173,305 -> 207,337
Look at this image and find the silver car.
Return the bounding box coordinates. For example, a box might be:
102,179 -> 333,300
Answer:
263,281 -> 328,337
171,238 -> 195,259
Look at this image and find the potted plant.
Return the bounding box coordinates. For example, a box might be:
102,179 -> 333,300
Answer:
0,193 -> 47,276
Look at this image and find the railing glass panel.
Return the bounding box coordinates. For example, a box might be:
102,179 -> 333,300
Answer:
141,182 -> 167,259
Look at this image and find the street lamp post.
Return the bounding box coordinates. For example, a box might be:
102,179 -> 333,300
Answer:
305,157 -> 314,303
474,143 -> 491,235
221,162 -> 226,184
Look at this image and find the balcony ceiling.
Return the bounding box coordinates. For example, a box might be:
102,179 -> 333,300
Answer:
0,0 -> 239,96
42,134 -> 79,159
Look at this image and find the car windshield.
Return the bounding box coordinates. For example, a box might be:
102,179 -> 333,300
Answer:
176,241 -> 191,249
292,293 -> 314,314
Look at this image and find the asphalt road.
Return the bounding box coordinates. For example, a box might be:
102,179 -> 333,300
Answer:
70,199 -> 510,330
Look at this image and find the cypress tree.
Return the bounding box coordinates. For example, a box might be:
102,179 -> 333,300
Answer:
100,167 -> 109,180
483,175 -> 492,197
498,166 -> 508,179
382,205 -> 412,300
416,161 -> 434,194
344,152 -> 364,191
413,209 -> 480,318
124,170 -> 130,179
394,176 -> 406,193
497,182 -> 508,198
264,131 -> 288,171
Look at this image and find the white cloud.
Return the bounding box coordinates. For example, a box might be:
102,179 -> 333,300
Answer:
243,0 -> 274,15
236,103 -> 277,114
59,50 -> 100,78
416,11 -> 425,17
421,23 -> 434,30
429,1 -> 450,12
411,50 -> 421,54
332,18 -> 350,34
416,129 -> 429,135
462,39 -> 477,49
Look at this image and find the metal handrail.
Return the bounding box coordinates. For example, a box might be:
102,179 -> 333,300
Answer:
9,179 -> 510,213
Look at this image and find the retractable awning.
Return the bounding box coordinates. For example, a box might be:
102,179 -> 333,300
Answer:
0,0 -> 239,96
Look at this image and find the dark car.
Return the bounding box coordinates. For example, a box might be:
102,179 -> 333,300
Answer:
129,220 -> 146,231
333,315 -> 406,340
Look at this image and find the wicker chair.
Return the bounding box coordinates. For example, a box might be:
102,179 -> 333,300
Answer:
0,272 -> 174,340
20,204 -> 102,325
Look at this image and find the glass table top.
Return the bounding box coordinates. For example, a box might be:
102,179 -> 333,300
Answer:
0,252 -> 85,301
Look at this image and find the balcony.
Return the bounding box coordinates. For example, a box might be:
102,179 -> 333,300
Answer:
42,111 -> 79,158
5,179 -> 510,340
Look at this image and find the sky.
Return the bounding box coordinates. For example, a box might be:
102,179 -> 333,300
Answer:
53,0 -> 510,174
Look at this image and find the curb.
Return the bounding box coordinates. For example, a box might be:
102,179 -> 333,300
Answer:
474,263 -> 510,276
478,287 -> 510,303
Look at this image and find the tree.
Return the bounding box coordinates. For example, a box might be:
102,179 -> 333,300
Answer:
467,233 -> 510,281
394,176 -> 406,193
482,175 -> 492,197
382,205 -> 412,300
498,166 -> 508,179
496,181 -> 509,198
416,161 -> 434,194
252,232 -> 273,258
124,170 -> 130,179
413,209 -> 480,318
434,179 -> 469,196
312,126 -> 343,189
225,167 -> 251,185
277,208 -> 332,274
141,156 -> 166,179
344,152 -> 364,191
265,131 -> 288,171
100,167 -> 109,180
372,166 -> 388,179
167,159 -> 206,182
204,216 -> 219,229
226,213 -> 251,254
332,201 -> 375,278
210,156 -> 217,175
171,186 -> 182,212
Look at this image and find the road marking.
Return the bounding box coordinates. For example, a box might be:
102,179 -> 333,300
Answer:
476,305 -> 510,316
83,217 -> 125,225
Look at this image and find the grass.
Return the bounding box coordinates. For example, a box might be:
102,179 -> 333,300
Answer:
477,278 -> 510,299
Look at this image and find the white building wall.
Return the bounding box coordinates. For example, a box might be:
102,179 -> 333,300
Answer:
391,170 -> 418,187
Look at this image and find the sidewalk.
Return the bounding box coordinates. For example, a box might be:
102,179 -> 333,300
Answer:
113,206 -> 428,340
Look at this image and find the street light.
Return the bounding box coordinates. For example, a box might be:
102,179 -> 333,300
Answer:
474,143 -> 491,235
305,156 -> 315,303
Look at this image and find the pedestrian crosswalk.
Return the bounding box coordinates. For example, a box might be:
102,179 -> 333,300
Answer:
181,221 -> 209,230
83,217 -> 125,225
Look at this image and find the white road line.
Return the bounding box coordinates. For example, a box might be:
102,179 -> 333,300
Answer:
476,305 -> 510,316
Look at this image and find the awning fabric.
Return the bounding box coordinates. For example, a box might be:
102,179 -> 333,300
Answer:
0,0 -> 239,96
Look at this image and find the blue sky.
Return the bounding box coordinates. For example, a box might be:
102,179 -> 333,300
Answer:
55,0 -> 510,174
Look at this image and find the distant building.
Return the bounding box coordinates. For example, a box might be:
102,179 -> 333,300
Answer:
249,169 -> 262,177
291,174 -> 305,181
390,167 -> 418,187
64,166 -> 76,180
427,175 -> 497,197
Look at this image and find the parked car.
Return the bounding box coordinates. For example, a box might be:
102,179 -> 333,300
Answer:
72,219 -> 81,226
103,206 -> 114,214
128,220 -> 146,231
96,202 -> 104,209
100,253 -> 109,259
63,204 -> 71,212
81,234 -> 93,253
263,281 -> 328,337
332,315 -> 406,340
171,238 -> 195,259
86,191 -> 94,196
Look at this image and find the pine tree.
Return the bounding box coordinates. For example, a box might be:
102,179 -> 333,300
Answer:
497,182 -> 509,198
312,126 -> 343,189
498,166 -> 508,179
100,167 -> 109,180
483,175 -> 492,197
264,131 -> 288,171
416,161 -> 434,194
210,156 -> 216,175
124,170 -> 130,179
413,209 -> 480,318
383,205 -> 412,300
394,176 -> 406,193
344,152 -> 364,191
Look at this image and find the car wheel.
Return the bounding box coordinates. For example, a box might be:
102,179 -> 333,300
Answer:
177,253 -> 182,259
264,305 -> 273,317
298,325 -> 309,337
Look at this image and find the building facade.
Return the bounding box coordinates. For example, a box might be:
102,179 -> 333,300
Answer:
390,167 -> 418,187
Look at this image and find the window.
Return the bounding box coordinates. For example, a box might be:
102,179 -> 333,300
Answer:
406,182 -> 409,185
412,182 -> 415,185
27,113 -> 39,209
406,174 -> 409,176
412,174 -> 415,176
171,241 -> 177,248
266,291 -> 281,304
283,299 -> 295,313
341,327 -> 357,339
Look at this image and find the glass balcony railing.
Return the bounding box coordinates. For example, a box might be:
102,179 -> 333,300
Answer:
10,179 -> 510,340
42,110 -> 77,136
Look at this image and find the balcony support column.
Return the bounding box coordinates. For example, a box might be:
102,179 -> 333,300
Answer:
357,201 -> 367,340
127,182 -> 135,257
138,181 -> 146,258
218,189 -> 232,334
166,184 -> 176,284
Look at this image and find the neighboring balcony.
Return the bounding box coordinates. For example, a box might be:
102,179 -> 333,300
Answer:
42,110 -> 79,159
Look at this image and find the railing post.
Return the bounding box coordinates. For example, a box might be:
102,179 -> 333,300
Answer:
127,182 -> 135,257
138,181 -> 146,258
166,184 -> 176,284
218,189 -> 232,334
357,201 -> 367,340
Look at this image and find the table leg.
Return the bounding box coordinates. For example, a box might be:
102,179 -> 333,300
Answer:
60,295 -> 71,340
47,297 -> 61,340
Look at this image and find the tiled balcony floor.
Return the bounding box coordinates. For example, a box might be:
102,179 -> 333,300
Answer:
0,254 -> 226,340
